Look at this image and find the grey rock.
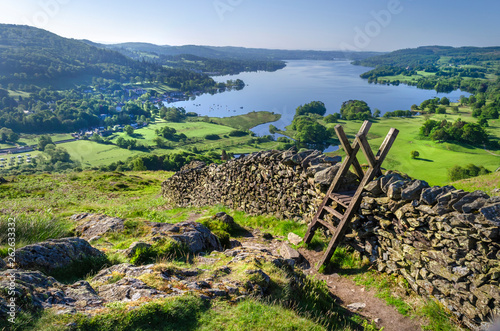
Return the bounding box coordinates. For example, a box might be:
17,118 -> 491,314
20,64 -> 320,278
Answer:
364,180 -> 383,196
213,212 -> 235,226
0,270 -> 102,315
14,237 -> 105,273
0,258 -> 6,270
92,263 -> 155,283
169,221 -> 222,253
387,180 -> 406,200
401,180 -> 429,201
479,203 -> 500,226
347,302 -> 366,311
287,232 -> 303,245
149,221 -> 222,253
380,173 -> 406,193
452,191 -> 490,213
98,277 -> 166,302
73,214 -> 125,239
462,198 -> 488,213
278,242 -> 301,261
420,186 -> 454,206
314,164 -> 340,185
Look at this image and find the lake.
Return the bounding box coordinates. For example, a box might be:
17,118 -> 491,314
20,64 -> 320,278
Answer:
169,60 -> 469,137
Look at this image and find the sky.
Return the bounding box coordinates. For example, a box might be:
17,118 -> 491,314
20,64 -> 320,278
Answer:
0,0 -> 499,52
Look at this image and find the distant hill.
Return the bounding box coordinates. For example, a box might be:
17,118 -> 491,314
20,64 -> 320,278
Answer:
353,45 -> 500,68
0,24 -> 156,87
103,42 -> 383,61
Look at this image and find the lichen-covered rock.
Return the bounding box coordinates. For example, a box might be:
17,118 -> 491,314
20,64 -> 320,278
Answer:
92,263 -> 155,284
314,165 -> 340,186
0,270 -> 102,316
151,221 -> 222,253
401,180 -> 429,201
213,212 -> 235,226
452,191 -> 490,213
72,213 -> 125,239
479,203 -> 500,226
420,186 -> 454,205
98,277 -> 167,302
14,237 -> 105,273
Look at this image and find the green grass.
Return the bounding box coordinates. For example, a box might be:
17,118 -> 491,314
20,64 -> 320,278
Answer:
0,133 -> 73,149
327,110 -> 500,186
451,171 -> 500,195
64,140 -> 144,167
191,111 -> 281,130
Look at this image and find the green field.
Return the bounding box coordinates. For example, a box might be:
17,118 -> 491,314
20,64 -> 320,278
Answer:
0,133 -> 74,149
191,111 -> 281,130
65,118 -> 281,167
327,108 -> 500,186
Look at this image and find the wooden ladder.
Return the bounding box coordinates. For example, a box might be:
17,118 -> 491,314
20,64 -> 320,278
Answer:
304,120 -> 399,269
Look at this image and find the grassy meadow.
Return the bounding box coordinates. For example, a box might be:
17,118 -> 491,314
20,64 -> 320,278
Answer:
325,105 -> 500,186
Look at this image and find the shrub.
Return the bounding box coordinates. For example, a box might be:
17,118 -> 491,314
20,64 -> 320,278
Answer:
204,134 -> 220,140
228,130 -> 248,137
410,150 -> 420,159
448,164 -> 491,181
130,238 -> 189,265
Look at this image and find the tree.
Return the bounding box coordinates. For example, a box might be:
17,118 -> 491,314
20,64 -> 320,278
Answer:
38,135 -> 54,151
124,125 -> 134,135
291,116 -> 330,144
340,100 -> 372,120
410,150 -> 420,159
44,145 -> 71,163
439,97 -> 450,106
295,101 -> 327,117
152,136 -> 166,148
373,109 -> 381,117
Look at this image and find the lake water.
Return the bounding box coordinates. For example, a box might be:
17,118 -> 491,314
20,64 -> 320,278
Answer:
169,60 -> 469,138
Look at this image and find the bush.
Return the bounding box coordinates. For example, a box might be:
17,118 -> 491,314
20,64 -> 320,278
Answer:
448,164 -> 491,181
130,238 -> 189,265
410,150 -> 420,159
340,100 -> 372,120
295,101 -> 326,117
204,134 -> 220,140
228,130 -> 248,137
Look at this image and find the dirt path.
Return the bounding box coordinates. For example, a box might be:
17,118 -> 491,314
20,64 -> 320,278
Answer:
299,249 -> 424,331
235,229 -> 423,331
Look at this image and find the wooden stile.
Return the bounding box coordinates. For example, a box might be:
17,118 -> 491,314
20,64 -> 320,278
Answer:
304,120 -> 399,269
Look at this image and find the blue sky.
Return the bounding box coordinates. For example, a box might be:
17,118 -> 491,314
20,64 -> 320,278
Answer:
1,0 -> 499,51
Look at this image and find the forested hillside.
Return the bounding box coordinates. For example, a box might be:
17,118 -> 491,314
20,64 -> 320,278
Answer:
354,46 -> 500,94
0,24 -> 217,90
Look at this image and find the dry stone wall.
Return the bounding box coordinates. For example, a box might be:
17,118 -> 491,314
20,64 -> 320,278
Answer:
162,149 -> 500,330
162,148 -> 353,221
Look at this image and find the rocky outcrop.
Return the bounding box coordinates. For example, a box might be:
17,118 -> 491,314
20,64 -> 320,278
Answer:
14,237 -> 106,273
163,150 -> 500,330
147,221 -> 222,253
72,213 -> 125,240
162,148 -> 356,221
0,270 -> 103,316
0,240 -> 298,317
